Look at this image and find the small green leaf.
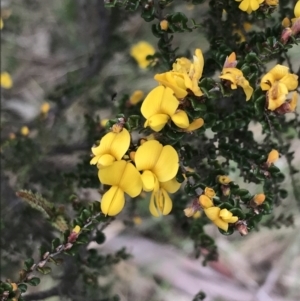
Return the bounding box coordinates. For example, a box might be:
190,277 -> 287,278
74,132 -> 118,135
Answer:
24,258 -> 34,271
27,277 -> 40,286
18,283 -> 27,293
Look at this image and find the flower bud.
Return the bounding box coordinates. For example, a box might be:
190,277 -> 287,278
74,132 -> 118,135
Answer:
20,126 -> 29,136
235,220 -> 248,236
204,187 -> 215,199
160,20 -> 169,31
252,193 -> 266,205
217,175 -> 231,185
266,149 -> 279,166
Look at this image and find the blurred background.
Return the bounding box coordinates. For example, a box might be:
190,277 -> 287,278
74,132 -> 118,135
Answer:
1,0 -> 300,301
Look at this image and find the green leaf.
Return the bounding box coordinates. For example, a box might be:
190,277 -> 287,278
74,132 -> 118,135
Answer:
24,258 -> 34,271
27,277 -> 40,286
18,284 -> 27,293
51,238 -> 61,251
36,266 -> 52,275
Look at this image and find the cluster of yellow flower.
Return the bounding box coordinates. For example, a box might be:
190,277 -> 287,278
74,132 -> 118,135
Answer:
141,49 -> 205,132
184,183 -> 239,232
90,122 -> 181,217
260,65 -> 298,113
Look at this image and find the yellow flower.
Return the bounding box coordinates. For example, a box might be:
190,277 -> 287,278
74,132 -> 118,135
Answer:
98,160 -> 142,216
217,175 -> 231,185
235,0 -> 264,14
204,207 -> 238,231
130,41 -> 155,69
20,126 -> 29,136
0,18 -> 3,30
133,216 -> 142,225
90,128 -> 130,168
154,49 -> 204,98
141,86 -> 189,131
193,211 -> 201,219
261,65 -> 298,91
160,20 -> 169,31
135,140 -> 179,191
11,283 -> 18,291
252,193 -> 265,205
199,195 -> 214,209
1,72 -> 13,89
233,22 -> 252,42
220,64 -> 253,101
40,102 -> 50,114
289,92 -> 298,112
184,207 -> 195,217
204,187 -> 216,199
266,149 -> 279,166
129,90 -> 144,105
149,177 -> 181,217
260,65 -> 298,111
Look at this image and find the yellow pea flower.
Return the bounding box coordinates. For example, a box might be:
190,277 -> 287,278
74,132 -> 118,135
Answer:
0,18 -> 3,30
220,65 -> 253,101
204,207 -> 238,231
98,160 -> 142,216
90,128 -> 130,168
235,0 -> 264,14
130,41 -> 155,69
260,65 -> 298,111
154,49 -> 204,98
129,90 -> 144,105
40,102 -> 50,115
1,72 -> 13,89
135,140 -> 179,191
141,86 -> 189,131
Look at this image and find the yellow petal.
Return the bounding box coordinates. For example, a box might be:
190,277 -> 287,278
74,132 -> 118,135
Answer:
225,216 -> 239,223
146,113 -> 170,132
141,170 -> 156,191
110,128 -> 130,160
171,110 -> 190,128
289,92 -> 298,111
260,72 -> 275,90
199,195 -> 214,208
219,73 -> 238,89
268,64 -> 289,80
98,160 -> 126,186
213,218 -> 229,231
97,154 -> 116,167
0,18 -> 3,30
160,177 -> 181,193
294,0 -> 300,18
119,162 -> 143,197
193,49 -> 204,81
101,186 -> 125,216
152,145 -> 179,182
154,72 -> 188,98
135,140 -> 163,171
161,189 -> 173,215
238,0 -> 250,12
267,82 -> 288,111
141,86 -> 179,119
217,175 -> 231,184
185,118 -> 204,132
204,207 -> 220,221
160,20 -> 169,30
149,191 -> 159,217
184,207 -> 195,217
219,208 -> 233,220
279,74 -> 298,91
